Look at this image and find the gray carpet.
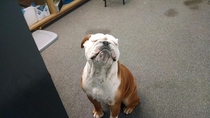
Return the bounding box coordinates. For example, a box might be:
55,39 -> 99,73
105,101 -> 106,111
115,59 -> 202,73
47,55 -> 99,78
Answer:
41,0 -> 210,117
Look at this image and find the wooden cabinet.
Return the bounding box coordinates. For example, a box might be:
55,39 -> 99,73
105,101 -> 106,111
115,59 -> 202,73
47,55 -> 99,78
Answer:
29,0 -> 85,31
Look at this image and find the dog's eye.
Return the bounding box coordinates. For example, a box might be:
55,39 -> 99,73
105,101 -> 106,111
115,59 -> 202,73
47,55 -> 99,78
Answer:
90,39 -> 97,42
113,42 -> 118,46
109,40 -> 118,46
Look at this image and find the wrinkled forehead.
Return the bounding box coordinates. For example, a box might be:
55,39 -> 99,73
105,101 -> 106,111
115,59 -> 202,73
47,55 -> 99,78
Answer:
89,34 -> 118,45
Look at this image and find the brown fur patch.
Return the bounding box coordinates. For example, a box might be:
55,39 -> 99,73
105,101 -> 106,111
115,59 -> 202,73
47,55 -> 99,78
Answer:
81,35 -> 91,48
112,61 -> 140,116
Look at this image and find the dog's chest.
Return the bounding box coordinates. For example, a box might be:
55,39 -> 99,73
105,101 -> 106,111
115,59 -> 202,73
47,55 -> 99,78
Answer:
83,73 -> 120,105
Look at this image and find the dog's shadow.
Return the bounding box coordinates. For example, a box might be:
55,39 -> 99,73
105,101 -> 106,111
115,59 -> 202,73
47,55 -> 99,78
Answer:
101,103 -> 141,118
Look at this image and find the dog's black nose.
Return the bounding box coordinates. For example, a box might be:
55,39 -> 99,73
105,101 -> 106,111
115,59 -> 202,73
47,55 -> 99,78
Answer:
103,41 -> 109,46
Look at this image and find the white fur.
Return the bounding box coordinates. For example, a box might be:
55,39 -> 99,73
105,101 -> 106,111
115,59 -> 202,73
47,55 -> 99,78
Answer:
82,61 -> 120,105
82,34 -> 120,105
83,33 -> 120,62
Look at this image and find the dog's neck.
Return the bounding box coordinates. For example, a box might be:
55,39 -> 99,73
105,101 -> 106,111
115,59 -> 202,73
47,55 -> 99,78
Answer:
87,61 -> 118,79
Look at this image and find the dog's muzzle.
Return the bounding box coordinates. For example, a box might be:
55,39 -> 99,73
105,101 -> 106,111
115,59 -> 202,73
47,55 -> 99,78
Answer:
98,49 -> 111,61
91,41 -> 116,61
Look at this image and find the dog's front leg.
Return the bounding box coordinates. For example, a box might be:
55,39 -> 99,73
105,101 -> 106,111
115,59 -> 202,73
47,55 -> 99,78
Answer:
109,103 -> 121,118
87,95 -> 104,118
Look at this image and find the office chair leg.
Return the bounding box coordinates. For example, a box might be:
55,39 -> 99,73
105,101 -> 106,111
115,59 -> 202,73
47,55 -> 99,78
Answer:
103,0 -> 124,7
104,0 -> 107,7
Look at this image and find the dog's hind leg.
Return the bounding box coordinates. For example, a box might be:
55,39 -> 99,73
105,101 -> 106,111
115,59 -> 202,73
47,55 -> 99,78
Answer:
122,91 -> 140,114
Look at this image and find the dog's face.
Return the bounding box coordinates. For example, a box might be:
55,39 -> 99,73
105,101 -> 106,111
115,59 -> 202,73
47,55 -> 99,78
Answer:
81,33 -> 120,67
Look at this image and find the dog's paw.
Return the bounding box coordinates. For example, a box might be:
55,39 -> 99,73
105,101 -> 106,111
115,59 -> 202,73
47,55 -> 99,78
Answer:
123,107 -> 134,114
93,109 -> 104,118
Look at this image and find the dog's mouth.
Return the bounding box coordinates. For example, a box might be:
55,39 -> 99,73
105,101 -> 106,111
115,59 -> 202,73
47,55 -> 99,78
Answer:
91,48 -> 116,61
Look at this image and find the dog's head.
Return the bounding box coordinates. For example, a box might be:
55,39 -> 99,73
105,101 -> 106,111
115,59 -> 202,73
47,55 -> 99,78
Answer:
81,33 -> 120,67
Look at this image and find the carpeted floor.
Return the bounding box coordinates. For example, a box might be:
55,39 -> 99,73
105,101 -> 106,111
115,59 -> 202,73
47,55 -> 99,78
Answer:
41,0 -> 210,117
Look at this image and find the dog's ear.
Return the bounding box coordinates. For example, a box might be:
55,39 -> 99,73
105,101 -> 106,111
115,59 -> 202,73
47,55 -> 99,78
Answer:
81,35 -> 91,48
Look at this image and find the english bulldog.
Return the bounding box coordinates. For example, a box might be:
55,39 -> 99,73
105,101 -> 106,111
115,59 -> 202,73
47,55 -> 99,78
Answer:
81,33 -> 140,118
